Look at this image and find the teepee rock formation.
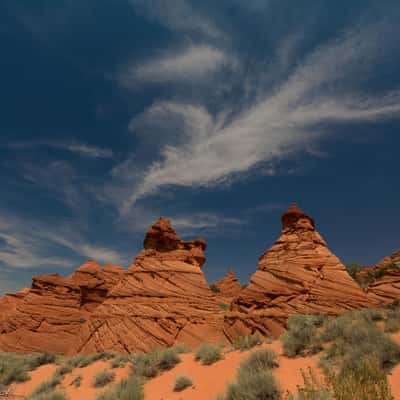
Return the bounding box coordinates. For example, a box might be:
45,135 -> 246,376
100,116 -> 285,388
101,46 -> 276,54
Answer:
227,204 -> 374,338
365,249 -> 400,304
212,269 -> 242,303
74,218 -> 227,354
0,261 -> 125,354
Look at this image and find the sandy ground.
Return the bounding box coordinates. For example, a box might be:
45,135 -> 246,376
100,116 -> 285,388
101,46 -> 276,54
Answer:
11,360 -> 130,399
388,332 -> 400,400
144,341 -> 321,400
11,364 -> 57,397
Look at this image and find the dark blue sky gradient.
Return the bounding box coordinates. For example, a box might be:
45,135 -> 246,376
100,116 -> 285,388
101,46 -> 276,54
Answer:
0,0 -> 399,294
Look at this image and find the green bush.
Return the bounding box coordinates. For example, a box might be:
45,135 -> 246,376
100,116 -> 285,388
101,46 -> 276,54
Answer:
218,302 -> 230,311
321,310 -> 400,374
96,375 -> 143,400
226,369 -> 281,400
345,262 -> 362,279
0,352 -> 57,387
289,368 -> 332,400
239,349 -> 278,374
133,348 -> 180,378
385,318 -> 400,333
93,370 -> 115,388
210,284 -> 221,293
110,354 -> 132,369
375,263 -> 399,280
71,374 -> 82,388
195,344 -> 222,365
172,343 -> 192,354
29,391 -> 67,400
281,315 -> 324,357
54,353 -> 112,378
173,375 -> 193,392
232,334 -> 262,351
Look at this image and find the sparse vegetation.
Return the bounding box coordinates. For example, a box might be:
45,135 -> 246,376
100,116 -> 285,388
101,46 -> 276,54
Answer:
54,353 -> 112,378
374,263 -> 399,280
71,374 -> 82,387
0,352 -> 56,387
344,262 -> 362,279
93,370 -> 115,388
281,314 -> 325,357
28,391 -> 67,400
218,302 -> 230,311
173,343 -> 192,354
133,348 -> 180,378
110,354 -> 132,369
240,348 -> 278,373
27,374 -> 64,400
232,334 -> 262,351
210,284 -> 221,293
195,343 -> 222,365
173,375 -> 193,392
96,375 -> 143,400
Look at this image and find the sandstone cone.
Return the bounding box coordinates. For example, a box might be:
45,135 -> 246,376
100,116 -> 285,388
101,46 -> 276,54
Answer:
365,249 -> 400,304
74,218 -> 227,354
226,204 -> 374,338
212,269 -> 242,303
0,261 -> 124,354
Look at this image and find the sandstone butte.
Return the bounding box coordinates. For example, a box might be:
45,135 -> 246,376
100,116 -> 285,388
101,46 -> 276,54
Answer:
0,260 -> 125,354
225,203 -> 376,339
73,218 -> 227,354
364,249 -> 400,304
211,269 -> 242,303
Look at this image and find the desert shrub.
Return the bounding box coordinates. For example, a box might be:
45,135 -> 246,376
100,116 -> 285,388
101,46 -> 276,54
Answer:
232,334 -> 262,351
239,349 -> 278,374
173,343 -> 192,354
71,374 -> 82,387
385,318 -> 400,333
359,308 -> 385,322
218,302 -> 230,311
330,358 -> 393,400
345,262 -> 362,279
321,310 -> 400,374
0,352 -> 58,387
110,354 -> 132,369
133,348 -> 180,378
289,368 -> 332,400
173,375 -> 193,392
210,284 -> 221,293
281,315 -> 324,357
195,344 -> 222,365
28,375 -> 62,398
93,370 -> 115,388
54,352 -> 112,378
29,391 -> 67,400
226,369 -> 281,400
375,263 -> 399,280
96,375 -> 143,400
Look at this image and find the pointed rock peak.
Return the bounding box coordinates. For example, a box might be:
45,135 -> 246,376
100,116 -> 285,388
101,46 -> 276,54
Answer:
226,268 -> 238,279
281,203 -> 315,230
143,217 -> 181,251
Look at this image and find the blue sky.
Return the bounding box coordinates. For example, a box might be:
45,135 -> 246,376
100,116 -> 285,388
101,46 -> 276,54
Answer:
1,0 -> 400,295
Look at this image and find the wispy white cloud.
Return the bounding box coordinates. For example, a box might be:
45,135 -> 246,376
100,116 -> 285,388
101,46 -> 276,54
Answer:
0,210 -> 127,270
116,21 -> 400,214
119,45 -> 234,86
8,141 -> 114,159
130,0 -> 223,39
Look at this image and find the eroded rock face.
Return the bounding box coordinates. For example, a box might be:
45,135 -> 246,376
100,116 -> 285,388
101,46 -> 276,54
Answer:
74,218 -> 226,354
365,250 -> 400,304
0,261 -> 124,354
212,269 -> 242,304
226,204 -> 374,339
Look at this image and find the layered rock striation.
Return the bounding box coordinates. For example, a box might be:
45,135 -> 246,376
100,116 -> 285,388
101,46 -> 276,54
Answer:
226,204 -> 373,338
0,261 -> 124,354
74,218 -> 227,354
211,269 -> 242,304
365,249 -> 400,304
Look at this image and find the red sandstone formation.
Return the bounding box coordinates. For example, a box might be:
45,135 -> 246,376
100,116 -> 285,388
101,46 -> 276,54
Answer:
365,249 -> 400,304
74,218 -> 226,354
211,269 -> 242,304
226,203 -> 374,338
0,261 -> 124,354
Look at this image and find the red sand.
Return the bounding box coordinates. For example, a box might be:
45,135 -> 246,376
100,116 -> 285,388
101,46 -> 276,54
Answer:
144,341 -> 322,400
11,364 -> 57,397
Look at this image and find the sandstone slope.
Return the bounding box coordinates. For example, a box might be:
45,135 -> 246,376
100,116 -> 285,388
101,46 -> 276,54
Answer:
74,218 -> 227,354
365,249 -> 400,304
211,269 -> 242,304
0,261 -> 124,354
226,204 -> 374,338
